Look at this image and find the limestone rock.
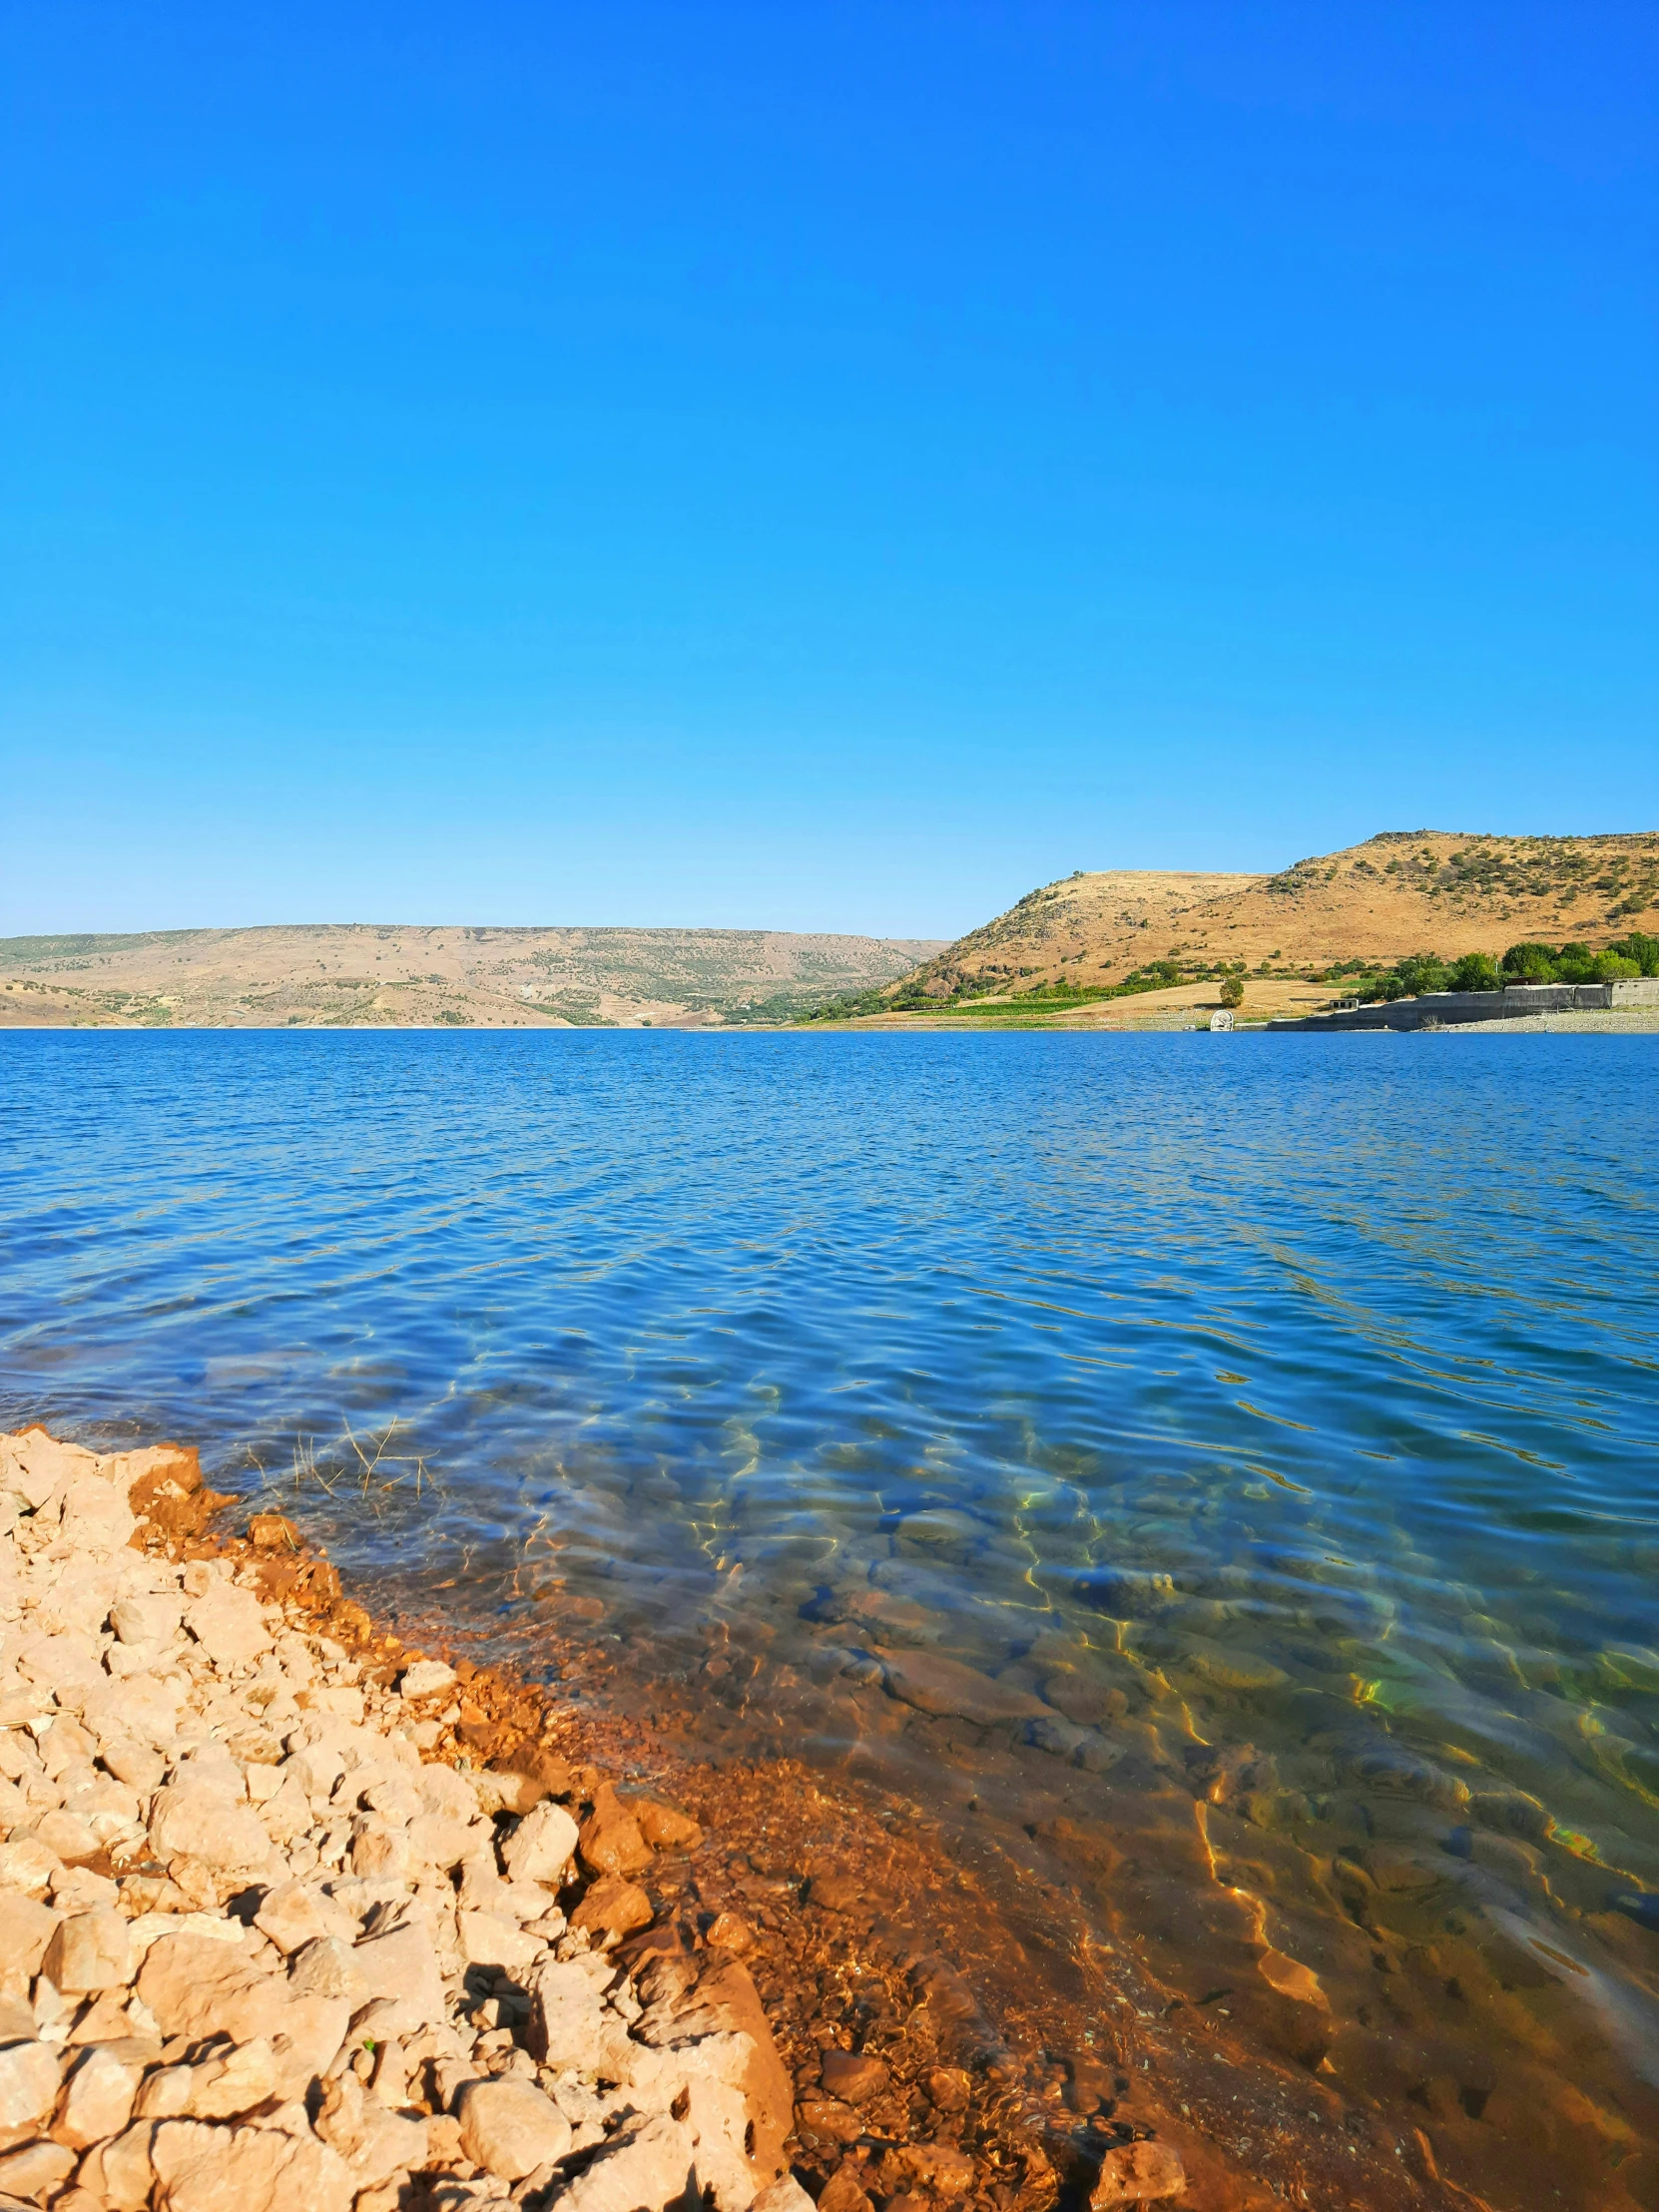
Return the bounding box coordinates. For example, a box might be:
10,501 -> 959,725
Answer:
110,1595 -> 183,1647
0,1889 -> 60,1979
502,1799 -> 580,1886
1092,2139 -> 1186,2206
559,2111 -> 699,2212
525,1957 -> 637,2081
43,1908 -> 136,1992
183,1586 -> 274,1667
78,2115 -> 159,2210
0,2034 -> 61,2128
253,1880 -> 339,1956
149,1782 -> 271,1873
459,1910 -> 543,1971
454,2077 -> 573,2180
753,2179 -> 818,2212
351,1914 -> 443,2028
397,1660 -> 455,1700
53,2042 -> 142,2146
0,2136 -> 76,2201
288,1936 -> 368,2005
149,2117 -> 354,2212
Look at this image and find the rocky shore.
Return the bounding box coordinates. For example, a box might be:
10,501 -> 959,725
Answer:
0,1427 -> 1193,2212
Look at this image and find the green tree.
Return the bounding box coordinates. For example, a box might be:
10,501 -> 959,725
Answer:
1502,942 -> 1559,983
1592,950 -> 1641,981
1610,932 -> 1659,976
1450,952 -> 1501,992
1219,976 -> 1245,1009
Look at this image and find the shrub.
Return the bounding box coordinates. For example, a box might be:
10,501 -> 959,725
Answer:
1593,951 -> 1641,980
1610,931 -> 1659,976
1502,941 -> 1559,982
1219,976 -> 1245,1009
1450,952 -> 1501,992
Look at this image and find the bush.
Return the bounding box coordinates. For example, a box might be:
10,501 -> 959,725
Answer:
1219,976 -> 1245,1009
1610,932 -> 1659,976
1450,952 -> 1502,992
1502,941 -> 1559,983
1593,950 -> 1641,980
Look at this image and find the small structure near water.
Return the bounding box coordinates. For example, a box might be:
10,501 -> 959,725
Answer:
1268,978 -> 1659,1032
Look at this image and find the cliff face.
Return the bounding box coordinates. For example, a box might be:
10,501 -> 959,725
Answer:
896,830 -> 1659,998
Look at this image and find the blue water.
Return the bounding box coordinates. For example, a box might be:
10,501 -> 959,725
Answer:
4,1028 -> 1659,2184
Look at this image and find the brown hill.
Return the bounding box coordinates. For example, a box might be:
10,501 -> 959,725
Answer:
0,922 -> 944,1030
894,830 -> 1659,1001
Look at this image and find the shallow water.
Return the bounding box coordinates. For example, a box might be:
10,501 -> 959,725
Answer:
4,1029 -> 1658,2203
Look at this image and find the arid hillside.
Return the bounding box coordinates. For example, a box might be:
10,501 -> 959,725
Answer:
893,830 -> 1659,1001
0,922 -> 943,1030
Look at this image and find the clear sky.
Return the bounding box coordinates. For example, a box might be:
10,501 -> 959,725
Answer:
3,2 -> 1654,940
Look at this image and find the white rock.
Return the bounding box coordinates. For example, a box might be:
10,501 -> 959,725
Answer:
53,2040 -> 142,2145
185,1585 -> 275,1667
149,1781 -> 272,1872
42,1906 -> 136,1990
455,2076 -> 573,2180
149,2116 -> 354,2212
0,2033 -> 61,2127
501,1800 -> 579,1887
397,1659 -> 455,1700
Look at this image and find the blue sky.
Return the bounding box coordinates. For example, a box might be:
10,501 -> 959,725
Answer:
3,2 -> 1654,938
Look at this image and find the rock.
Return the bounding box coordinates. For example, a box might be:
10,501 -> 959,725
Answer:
149,2117 -> 354,2212
351,1915 -> 443,2028
0,2137 -> 76,2201
577,1785 -> 652,1879
78,2115 -> 159,2210
0,1890 -> 60,1979
924,2066 -> 971,2112
406,1809 -> 478,1871
42,1909 -> 136,1992
628,1796 -> 704,1852
559,2111 -> 699,2212
0,1836 -> 62,1898
817,2165 -> 875,2212
53,2042 -> 142,2146
819,2049 -> 888,2104
459,1910 -> 544,1971
186,2039 -> 280,2119
797,2098 -> 862,2144
0,2034 -> 61,2127
525,1957 -> 637,2080
135,1932 -> 332,2081
60,1475 -> 137,1554
501,1800 -> 580,1886
248,1514 -> 298,1550
753,2179 -> 818,2212
253,1881 -> 340,1956
110,1595 -> 182,1646
633,1951 -> 794,2181
454,2078 -> 573,2180
33,1808 -> 103,1864
149,1783 -> 271,1873
879,2142 -> 977,2195
475,1765 -> 545,1817
313,2071 -> 427,2190
874,1649 -> 1048,1726
570,1876 -> 653,1943
183,1586 -> 274,1667
705,1912 -> 753,1952
1092,2140 -> 1186,2206
397,1660 -> 455,1700
288,1936 -> 369,2005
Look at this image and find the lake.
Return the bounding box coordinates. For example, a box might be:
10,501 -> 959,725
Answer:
3,1028 -> 1657,2205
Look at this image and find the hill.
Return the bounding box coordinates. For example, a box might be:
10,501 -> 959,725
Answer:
0,923 -> 944,1030
839,830 -> 1659,1017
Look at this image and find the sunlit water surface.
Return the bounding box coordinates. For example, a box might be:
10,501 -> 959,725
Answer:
3,1030 -> 1658,2200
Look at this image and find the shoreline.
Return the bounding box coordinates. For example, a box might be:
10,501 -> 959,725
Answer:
0,1422 -> 1455,2212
